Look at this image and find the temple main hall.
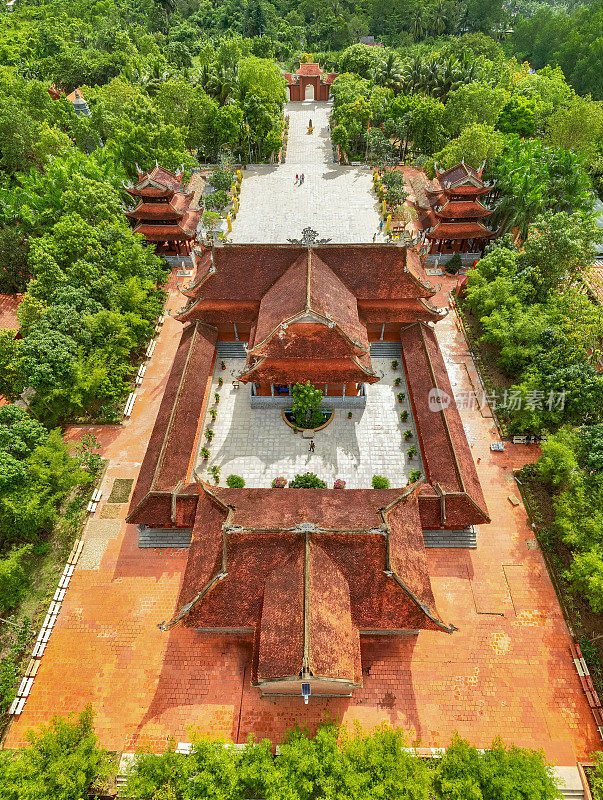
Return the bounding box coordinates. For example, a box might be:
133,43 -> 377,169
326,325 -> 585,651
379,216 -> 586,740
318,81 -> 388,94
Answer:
127,241 -> 489,701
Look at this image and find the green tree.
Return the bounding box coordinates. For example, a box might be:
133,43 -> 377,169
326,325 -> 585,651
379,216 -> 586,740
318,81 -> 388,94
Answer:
0,705 -> 114,800
291,381 -> 324,428
432,124 -> 504,172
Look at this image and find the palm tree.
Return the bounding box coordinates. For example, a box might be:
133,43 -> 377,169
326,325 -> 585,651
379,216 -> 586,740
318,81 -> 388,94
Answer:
203,65 -> 240,105
431,0 -> 448,35
401,55 -> 424,93
373,52 -> 403,92
412,9 -> 426,40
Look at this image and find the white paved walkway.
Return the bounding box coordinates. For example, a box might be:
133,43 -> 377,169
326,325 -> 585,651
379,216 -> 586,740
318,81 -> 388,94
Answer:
230,102 -> 382,244
197,358 -> 424,489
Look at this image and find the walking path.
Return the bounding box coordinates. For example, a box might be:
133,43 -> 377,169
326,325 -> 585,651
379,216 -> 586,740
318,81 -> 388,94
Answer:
230,102 -> 381,243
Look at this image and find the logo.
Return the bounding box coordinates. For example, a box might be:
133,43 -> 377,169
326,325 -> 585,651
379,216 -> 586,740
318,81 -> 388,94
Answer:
428,387 -> 451,412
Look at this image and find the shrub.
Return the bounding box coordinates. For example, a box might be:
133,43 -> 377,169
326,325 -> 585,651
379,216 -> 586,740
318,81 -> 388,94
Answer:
271,476 -> 287,488
289,472 -> 327,488
391,360 -> 399,370
333,479 -> 346,489
220,360 -> 226,369
205,428 -> 214,440
0,545 -> 33,612
394,377 -> 401,386
409,469 -> 422,482
214,392 -> 220,404
400,410 -> 409,422
209,408 -> 217,420
226,474 -> 245,488
209,465 -> 220,483
372,475 -> 390,489
404,429 -> 414,440
380,169 -> 405,188
397,392 -> 405,403
210,166 -> 235,192
407,445 -> 417,458
445,251 -> 463,274
200,447 -> 210,459
205,189 -> 230,211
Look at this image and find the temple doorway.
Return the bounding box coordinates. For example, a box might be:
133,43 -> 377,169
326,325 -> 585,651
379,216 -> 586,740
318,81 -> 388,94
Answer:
304,83 -> 315,100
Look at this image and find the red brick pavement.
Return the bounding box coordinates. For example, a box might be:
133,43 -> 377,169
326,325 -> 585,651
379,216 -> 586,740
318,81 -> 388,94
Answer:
4,274 -> 599,763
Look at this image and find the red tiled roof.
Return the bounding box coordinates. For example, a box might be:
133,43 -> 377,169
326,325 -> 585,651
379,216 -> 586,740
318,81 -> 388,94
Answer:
126,186 -> 175,199
435,162 -> 483,185
126,322 -> 217,526
241,251 -> 376,384
425,221 -> 497,240
323,73 -> 338,84
125,202 -> 183,221
135,164 -> 185,193
177,244 -> 437,325
400,322 -> 489,528
296,63 -> 323,76
0,294 -> 22,331
435,200 -> 492,220
165,482 -> 452,693
133,223 -> 194,241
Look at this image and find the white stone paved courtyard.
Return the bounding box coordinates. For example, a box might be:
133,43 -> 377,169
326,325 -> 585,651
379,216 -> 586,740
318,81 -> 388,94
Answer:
196,358 -> 424,489
230,101 -> 382,244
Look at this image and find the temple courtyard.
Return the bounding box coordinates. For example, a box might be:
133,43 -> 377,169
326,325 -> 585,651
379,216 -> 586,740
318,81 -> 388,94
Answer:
197,356 -> 423,489
3,111 -> 600,771
230,102 -> 382,243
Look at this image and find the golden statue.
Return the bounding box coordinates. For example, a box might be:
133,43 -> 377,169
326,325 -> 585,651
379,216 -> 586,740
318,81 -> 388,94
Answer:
307,119 -> 313,134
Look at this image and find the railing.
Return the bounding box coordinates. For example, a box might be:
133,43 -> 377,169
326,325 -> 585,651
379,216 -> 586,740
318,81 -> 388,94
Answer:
425,252 -> 481,266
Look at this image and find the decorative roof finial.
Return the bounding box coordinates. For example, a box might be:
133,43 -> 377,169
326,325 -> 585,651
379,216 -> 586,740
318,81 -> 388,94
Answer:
287,227 -> 332,249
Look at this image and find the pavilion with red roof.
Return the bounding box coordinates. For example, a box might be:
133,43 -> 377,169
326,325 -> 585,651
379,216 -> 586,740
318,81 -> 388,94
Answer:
283,62 -> 338,101
418,163 -> 498,256
125,164 -> 203,258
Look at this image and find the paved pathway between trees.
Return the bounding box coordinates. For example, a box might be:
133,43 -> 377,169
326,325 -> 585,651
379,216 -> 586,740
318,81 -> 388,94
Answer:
230,101 -> 382,243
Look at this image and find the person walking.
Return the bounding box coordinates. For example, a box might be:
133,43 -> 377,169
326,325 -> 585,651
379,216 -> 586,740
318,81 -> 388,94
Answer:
295,174 -> 299,184
372,232 -> 377,243
379,219 -> 384,233
309,440 -> 315,453
301,173 -> 305,184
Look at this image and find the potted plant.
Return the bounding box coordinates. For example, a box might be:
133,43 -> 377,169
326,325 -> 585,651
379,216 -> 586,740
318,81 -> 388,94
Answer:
205,428 -> 215,441
209,408 -> 218,421
200,447 -> 210,459
404,429 -> 413,440
215,392 -> 220,404
391,360 -> 399,370
397,392 -> 405,403
394,377 -> 401,386
400,410 -> 408,422
407,445 -> 417,459
372,475 -> 390,489
347,411 -> 353,419
226,474 -> 245,487
333,479 -> 346,489
209,465 -> 221,484
220,360 -> 226,370
271,476 -> 287,488
218,377 -> 223,387
409,469 -> 422,482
